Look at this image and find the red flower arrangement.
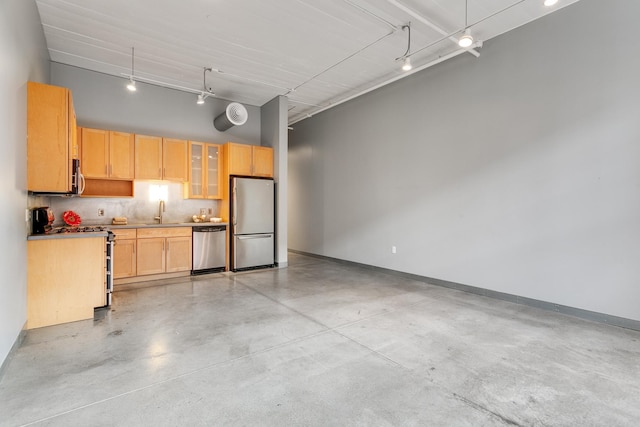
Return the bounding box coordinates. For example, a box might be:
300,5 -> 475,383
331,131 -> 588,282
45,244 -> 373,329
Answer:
62,210 -> 82,227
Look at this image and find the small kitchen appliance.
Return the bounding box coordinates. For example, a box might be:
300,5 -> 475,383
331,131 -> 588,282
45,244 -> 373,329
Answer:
31,207 -> 50,234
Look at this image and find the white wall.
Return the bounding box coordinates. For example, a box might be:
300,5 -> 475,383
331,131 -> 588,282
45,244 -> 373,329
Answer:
0,0 -> 50,369
288,0 -> 640,321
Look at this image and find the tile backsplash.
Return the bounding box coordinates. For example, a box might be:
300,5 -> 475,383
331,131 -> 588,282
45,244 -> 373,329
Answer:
46,181 -> 220,226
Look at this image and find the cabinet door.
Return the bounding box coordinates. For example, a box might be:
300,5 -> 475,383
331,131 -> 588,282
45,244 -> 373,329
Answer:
252,146 -> 274,177
135,135 -> 162,180
69,95 -> 79,160
27,82 -> 71,192
136,237 -> 165,275
166,236 -> 192,272
81,128 -> 109,178
206,144 -> 222,198
109,131 -> 135,179
113,239 -> 136,279
27,237 -> 104,329
188,142 -> 205,198
163,138 -> 188,182
226,143 -> 253,176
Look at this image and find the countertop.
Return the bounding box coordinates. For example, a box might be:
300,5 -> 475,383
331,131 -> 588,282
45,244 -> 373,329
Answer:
108,222 -> 228,229
27,222 -> 228,240
28,231 -> 109,241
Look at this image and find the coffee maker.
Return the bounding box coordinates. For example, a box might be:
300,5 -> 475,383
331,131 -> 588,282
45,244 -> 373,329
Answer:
31,207 -> 50,234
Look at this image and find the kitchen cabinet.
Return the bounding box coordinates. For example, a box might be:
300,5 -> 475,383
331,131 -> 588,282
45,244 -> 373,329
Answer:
220,143 -> 274,221
135,134 -> 162,180
27,81 -> 78,193
163,138 -> 189,182
224,143 -> 274,178
113,228 -> 137,279
27,237 -> 105,329
81,128 -> 134,180
186,141 -> 222,199
135,135 -> 188,181
136,227 -> 192,276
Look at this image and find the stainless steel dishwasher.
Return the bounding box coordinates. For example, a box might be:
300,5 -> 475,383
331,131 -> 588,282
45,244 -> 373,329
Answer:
192,225 -> 226,274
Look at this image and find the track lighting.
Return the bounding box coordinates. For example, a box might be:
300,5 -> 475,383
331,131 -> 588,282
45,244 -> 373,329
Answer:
402,57 -> 412,71
544,0 -> 558,6
458,0 -> 474,48
458,28 -> 474,48
396,23 -> 412,72
126,78 -> 136,92
196,67 -> 214,105
126,47 -> 136,92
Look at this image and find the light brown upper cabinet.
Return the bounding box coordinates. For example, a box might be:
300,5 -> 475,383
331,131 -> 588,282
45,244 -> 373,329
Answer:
135,134 -> 162,180
81,128 -> 134,180
163,138 -> 188,182
135,135 -> 187,181
27,81 -> 78,193
224,142 -> 273,178
186,141 -> 222,199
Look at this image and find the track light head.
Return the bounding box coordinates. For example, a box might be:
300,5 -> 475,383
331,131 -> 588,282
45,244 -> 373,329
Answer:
402,57 -> 412,71
544,0 -> 558,6
197,93 -> 205,105
126,78 -> 137,92
458,28 -> 474,48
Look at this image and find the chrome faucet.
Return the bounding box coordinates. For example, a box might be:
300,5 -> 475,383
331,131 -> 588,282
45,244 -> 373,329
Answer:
154,200 -> 165,224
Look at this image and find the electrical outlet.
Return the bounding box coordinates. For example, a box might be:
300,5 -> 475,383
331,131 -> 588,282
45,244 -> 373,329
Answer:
200,208 -> 207,215
391,246 -> 397,254
97,208 -> 105,217
208,208 -> 213,215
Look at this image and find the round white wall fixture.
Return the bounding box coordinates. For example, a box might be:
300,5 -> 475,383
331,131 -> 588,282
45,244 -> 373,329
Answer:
214,102 -> 249,131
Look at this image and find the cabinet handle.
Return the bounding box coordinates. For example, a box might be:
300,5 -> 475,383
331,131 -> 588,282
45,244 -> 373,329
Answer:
105,165 -> 107,175
163,167 -> 166,178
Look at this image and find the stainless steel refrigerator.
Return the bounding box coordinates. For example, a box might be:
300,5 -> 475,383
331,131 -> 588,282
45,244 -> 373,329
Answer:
231,177 -> 275,271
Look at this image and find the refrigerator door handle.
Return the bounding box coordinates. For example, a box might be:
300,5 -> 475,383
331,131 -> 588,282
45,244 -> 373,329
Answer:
237,235 -> 272,240
232,183 -> 238,228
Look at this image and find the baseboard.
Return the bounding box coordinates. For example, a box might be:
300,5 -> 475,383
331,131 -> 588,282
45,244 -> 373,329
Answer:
0,323 -> 27,381
289,250 -> 640,332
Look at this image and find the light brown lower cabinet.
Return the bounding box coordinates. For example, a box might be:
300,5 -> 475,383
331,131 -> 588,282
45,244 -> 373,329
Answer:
27,237 -> 105,329
136,227 -> 192,276
113,228 -> 137,279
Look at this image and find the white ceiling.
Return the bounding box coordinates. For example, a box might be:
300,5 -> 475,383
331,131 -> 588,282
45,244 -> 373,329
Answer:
35,0 -> 580,124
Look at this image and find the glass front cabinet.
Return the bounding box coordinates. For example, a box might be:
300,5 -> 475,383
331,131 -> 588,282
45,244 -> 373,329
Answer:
187,142 -> 222,199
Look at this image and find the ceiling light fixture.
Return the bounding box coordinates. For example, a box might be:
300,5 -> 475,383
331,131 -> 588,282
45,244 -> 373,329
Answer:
544,0 -> 558,6
196,67 -> 214,105
458,0 -> 474,48
402,57 -> 412,71
126,47 -> 136,92
396,23 -> 412,72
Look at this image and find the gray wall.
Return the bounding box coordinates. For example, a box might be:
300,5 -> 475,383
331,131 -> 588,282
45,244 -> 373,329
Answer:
48,63 -> 265,227
0,0 -> 50,369
51,63 -> 261,144
261,96 -> 289,267
288,0 -> 640,322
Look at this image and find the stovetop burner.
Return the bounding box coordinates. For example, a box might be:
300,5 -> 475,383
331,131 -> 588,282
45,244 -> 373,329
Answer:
47,225 -> 109,234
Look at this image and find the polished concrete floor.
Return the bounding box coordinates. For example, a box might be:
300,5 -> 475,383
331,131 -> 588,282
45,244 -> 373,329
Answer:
1,252 -> 639,426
